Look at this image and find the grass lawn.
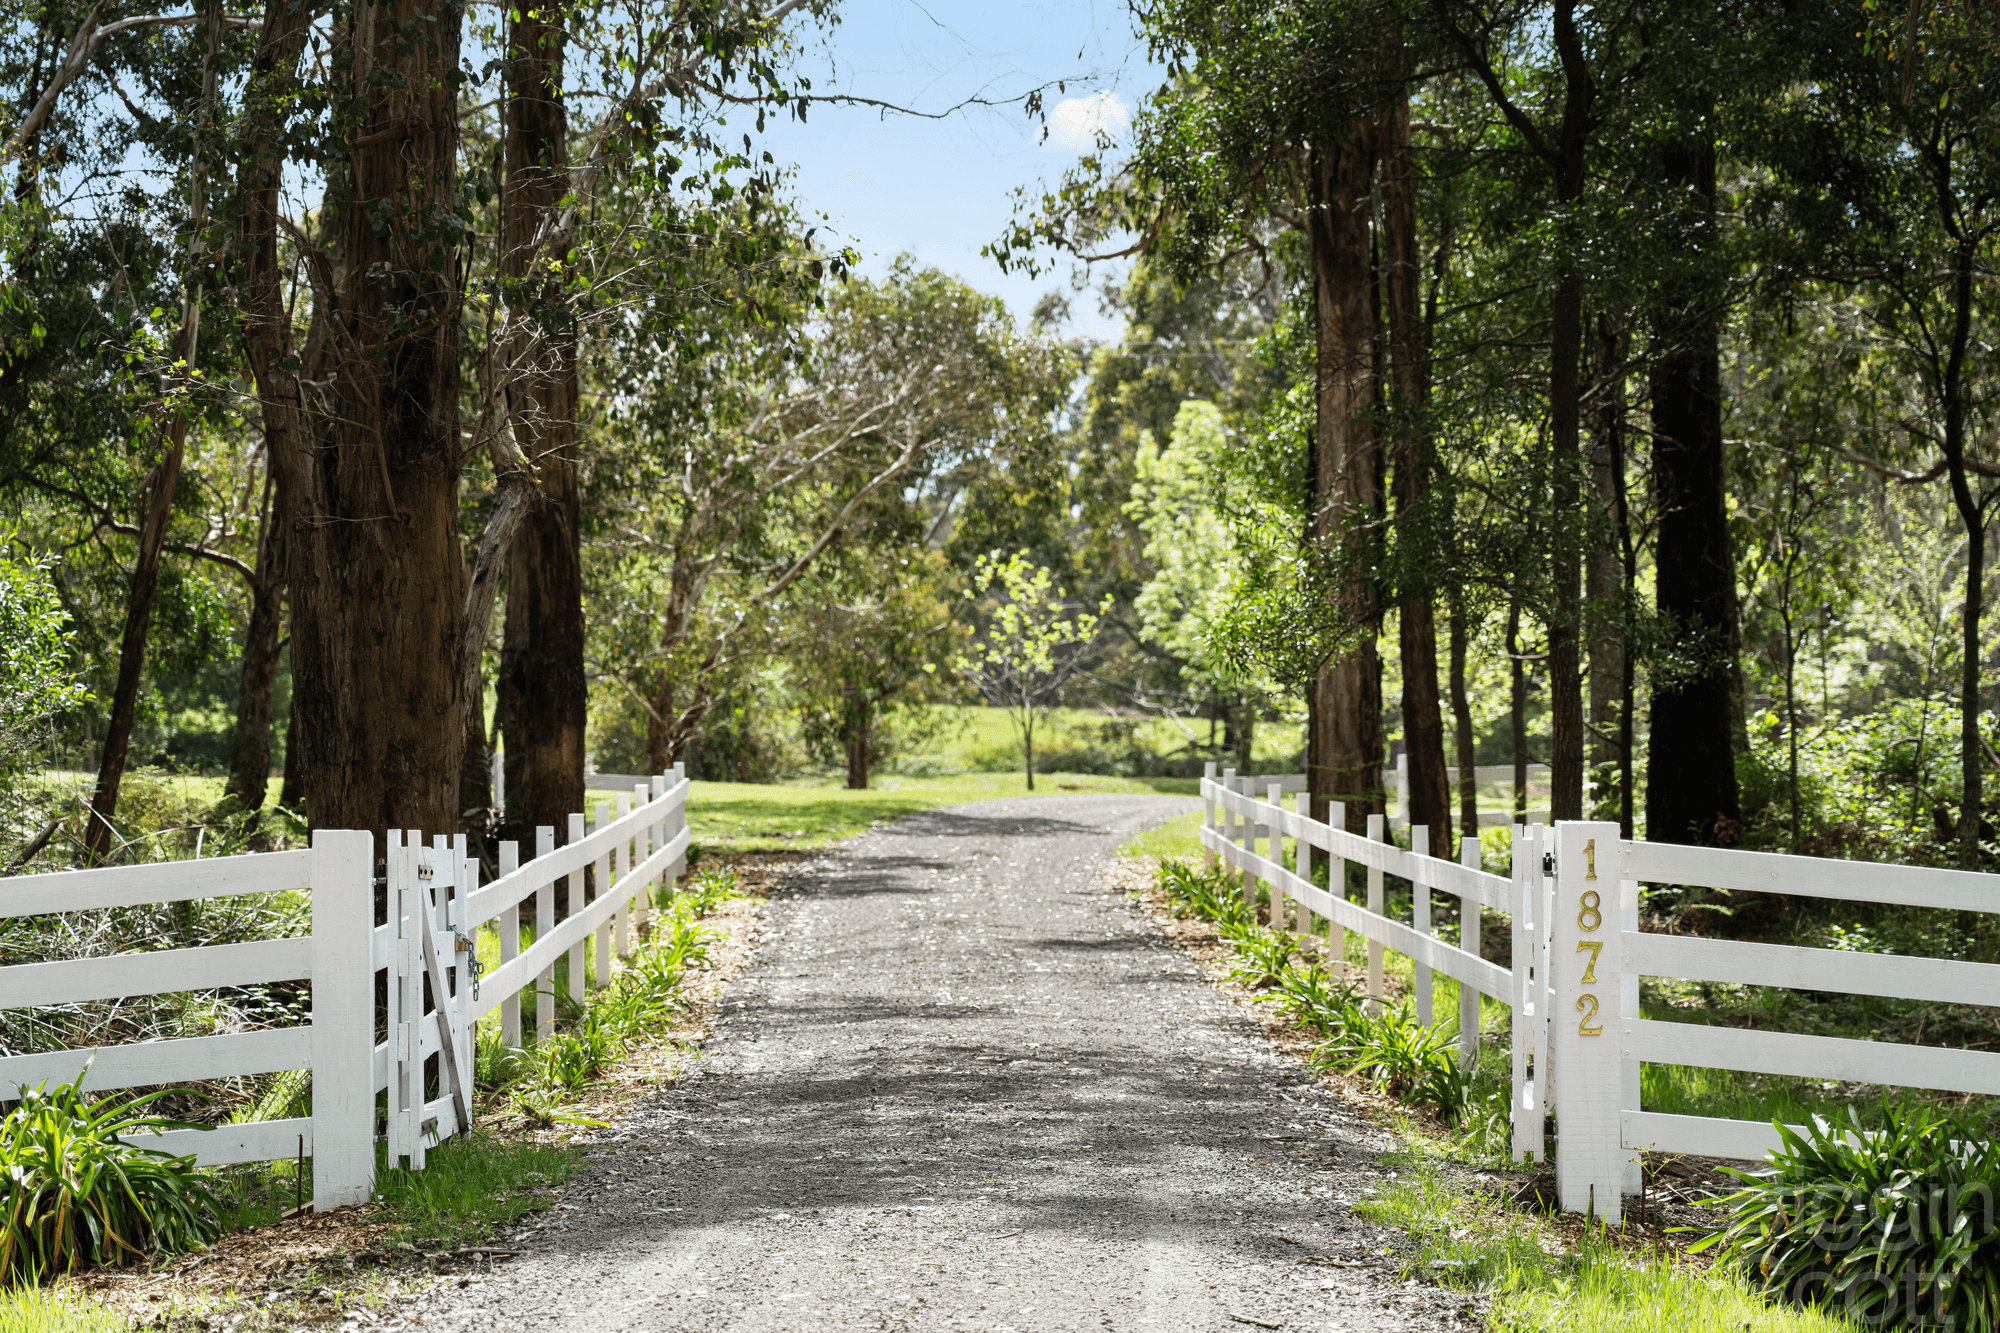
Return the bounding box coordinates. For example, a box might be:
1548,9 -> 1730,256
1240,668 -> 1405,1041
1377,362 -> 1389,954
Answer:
687,771 -> 1198,852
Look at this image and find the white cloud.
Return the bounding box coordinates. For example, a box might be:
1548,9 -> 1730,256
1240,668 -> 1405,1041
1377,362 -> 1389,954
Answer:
1045,91 -> 1129,149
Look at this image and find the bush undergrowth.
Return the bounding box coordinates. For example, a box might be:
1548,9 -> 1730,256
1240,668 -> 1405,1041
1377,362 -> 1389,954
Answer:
0,1072 -> 219,1284
1695,1102 -> 2000,1331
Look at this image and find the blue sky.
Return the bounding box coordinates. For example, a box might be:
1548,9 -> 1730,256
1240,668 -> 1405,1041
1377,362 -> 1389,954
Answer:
761,0 -> 1158,342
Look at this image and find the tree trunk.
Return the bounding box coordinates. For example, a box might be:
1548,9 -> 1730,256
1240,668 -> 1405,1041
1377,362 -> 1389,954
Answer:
1940,236 -> 1984,869
1543,0 -> 1594,824
1382,96 -> 1450,846
233,0 -> 316,823
1305,123 -> 1384,837
86,438 -> 186,858
1586,313 -> 1629,805
85,0 -> 226,859
846,690 -> 870,789
1023,711 -> 1036,792
1507,600 -> 1528,820
276,0 -> 467,839
1449,597 -> 1478,836
222,479 -> 287,812
279,681 -> 302,810
494,0 -> 586,838
1645,136 -> 1741,847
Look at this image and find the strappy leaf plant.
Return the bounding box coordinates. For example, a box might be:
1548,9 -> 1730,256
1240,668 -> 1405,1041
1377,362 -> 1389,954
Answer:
1694,1102 -> 2000,1331
0,1070 -> 219,1283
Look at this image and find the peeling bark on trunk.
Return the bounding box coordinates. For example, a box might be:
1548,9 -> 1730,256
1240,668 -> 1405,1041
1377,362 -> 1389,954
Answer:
1646,136 -> 1741,847
1304,123 -> 1384,838
277,0 -> 467,839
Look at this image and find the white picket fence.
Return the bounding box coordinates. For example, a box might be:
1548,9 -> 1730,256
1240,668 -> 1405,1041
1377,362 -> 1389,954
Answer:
1201,768 -> 2000,1223
0,765 -> 690,1210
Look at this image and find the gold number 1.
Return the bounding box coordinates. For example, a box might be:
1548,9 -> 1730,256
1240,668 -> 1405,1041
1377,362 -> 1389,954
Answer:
1584,838 -> 1597,881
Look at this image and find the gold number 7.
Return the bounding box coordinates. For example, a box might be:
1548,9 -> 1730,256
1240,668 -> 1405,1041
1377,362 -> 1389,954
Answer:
1576,939 -> 1603,984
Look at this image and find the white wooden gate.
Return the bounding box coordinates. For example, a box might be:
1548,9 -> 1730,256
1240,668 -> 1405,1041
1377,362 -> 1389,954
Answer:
377,831 -> 475,1169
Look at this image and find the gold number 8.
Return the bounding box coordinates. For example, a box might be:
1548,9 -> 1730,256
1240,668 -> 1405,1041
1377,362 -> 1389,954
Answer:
1577,889 -> 1601,932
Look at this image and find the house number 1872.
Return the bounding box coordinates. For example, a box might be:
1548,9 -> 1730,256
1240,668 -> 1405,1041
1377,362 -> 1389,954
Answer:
1574,838 -> 1603,1036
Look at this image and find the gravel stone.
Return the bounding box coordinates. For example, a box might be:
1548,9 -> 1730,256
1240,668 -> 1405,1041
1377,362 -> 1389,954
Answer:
402,795 -> 1472,1331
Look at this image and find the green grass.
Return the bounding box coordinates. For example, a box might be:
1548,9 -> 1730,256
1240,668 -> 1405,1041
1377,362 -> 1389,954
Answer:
687,771 -> 1197,851
907,704 -> 1298,774
0,1287 -> 130,1332
1116,807 -> 1205,860
374,1132 -> 585,1249
1358,1134 -> 1862,1332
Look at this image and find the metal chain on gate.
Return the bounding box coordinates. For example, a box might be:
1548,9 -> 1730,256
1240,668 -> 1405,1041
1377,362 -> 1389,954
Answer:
451,926 -> 483,1001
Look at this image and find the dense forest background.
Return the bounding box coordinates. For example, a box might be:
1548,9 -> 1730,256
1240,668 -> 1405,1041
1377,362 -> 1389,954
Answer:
1,0 -> 1995,876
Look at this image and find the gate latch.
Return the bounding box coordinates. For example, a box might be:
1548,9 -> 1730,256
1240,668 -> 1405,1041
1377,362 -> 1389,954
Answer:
451,927 -> 482,1001
1541,852 -> 1555,877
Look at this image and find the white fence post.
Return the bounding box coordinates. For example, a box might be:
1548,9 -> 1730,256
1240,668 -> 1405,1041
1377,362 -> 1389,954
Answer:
534,825 -> 555,1042
1412,824 -> 1431,1027
594,799 -> 613,989
670,761 -> 688,883
1459,834 -> 1482,1067
1619,854 -> 1643,1196
1551,820 -> 1626,1222
498,839 -> 521,1047
1330,800 -> 1348,982
643,773 -> 666,928
1510,823 -> 1545,1163
309,828 -> 374,1211
1365,813 -> 1385,1012
1266,783 -> 1284,925
1203,762 -> 1218,869
567,812 -> 587,1000
1294,791 -> 1312,942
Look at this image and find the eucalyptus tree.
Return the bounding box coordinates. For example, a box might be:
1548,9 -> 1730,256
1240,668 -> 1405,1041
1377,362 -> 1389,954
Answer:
996,0 -> 1462,836
587,257 -> 1069,772
1743,1 -> 2000,867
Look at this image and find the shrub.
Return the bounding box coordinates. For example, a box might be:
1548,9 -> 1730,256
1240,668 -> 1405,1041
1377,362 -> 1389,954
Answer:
0,1072 -> 220,1283
1695,1102 -> 2000,1331
1316,1000 -> 1475,1123
1156,859 -> 1255,931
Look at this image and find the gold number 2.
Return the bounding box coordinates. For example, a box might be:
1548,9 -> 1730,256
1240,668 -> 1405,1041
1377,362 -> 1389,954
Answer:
1576,939 -> 1603,983
1584,837 -> 1597,881
1576,993 -> 1603,1036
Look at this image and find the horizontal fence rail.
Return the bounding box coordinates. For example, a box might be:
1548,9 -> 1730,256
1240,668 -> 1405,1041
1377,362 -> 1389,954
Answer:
0,767 -> 690,1211
1198,765 -> 1553,1161
1546,819 -> 2000,1224
1199,776 -> 2000,1222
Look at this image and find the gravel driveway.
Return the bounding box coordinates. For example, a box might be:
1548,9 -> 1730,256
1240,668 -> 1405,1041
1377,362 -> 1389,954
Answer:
403,794 -> 1472,1332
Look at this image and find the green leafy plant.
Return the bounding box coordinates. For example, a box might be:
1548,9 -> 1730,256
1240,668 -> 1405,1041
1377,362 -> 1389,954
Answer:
0,1071 -> 220,1282
1226,924 -> 1297,988
1156,859 -> 1255,930
1258,957 -> 1360,1036
1316,1000 -> 1474,1121
683,865 -> 740,915
1694,1102 -> 2000,1331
